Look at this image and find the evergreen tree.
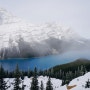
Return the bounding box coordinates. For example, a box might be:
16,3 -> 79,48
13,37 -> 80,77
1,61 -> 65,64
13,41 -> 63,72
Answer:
13,64 -> 21,90
30,67 -> 39,90
40,81 -> 44,90
46,77 -> 53,90
21,71 -> 25,90
0,78 -> 7,90
0,65 -> 7,90
50,68 -> 54,77
21,80 -> 25,90
21,71 -> 24,80
65,72 -> 70,84
28,69 -> 32,78
38,70 -> 43,76
61,79 -> 65,86
80,65 -> 84,75
59,69 -> 62,79
85,79 -> 90,88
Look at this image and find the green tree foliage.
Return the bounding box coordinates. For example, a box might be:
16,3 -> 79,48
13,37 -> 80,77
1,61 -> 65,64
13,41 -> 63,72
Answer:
46,77 -> 53,90
21,71 -> 24,80
0,65 -> 7,90
40,81 -> 44,90
21,80 -> 25,90
13,64 -> 21,90
28,69 -> 33,78
85,79 -> 90,88
30,67 -> 39,90
21,71 -> 25,90
0,59 -> 90,87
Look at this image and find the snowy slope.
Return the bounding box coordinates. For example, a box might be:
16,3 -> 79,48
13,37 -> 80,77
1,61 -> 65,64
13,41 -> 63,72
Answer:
0,8 -> 89,59
5,76 -> 67,90
69,72 -> 90,90
4,72 -> 90,90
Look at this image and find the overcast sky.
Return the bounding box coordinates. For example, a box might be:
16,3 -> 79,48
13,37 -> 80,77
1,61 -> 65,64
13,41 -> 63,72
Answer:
0,0 -> 90,38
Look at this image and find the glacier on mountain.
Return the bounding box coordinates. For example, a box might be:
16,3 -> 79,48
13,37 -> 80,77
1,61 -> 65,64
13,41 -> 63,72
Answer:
0,8 -> 90,59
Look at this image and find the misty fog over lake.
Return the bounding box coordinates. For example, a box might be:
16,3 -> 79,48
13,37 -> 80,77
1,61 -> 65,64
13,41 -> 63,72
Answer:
0,50 -> 90,71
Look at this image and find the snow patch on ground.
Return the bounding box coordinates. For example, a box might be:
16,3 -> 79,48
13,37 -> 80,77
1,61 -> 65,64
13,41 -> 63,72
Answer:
69,72 -> 90,90
5,76 -> 67,90
4,72 -> 90,90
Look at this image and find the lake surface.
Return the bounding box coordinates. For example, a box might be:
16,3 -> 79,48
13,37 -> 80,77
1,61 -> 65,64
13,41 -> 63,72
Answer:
0,51 -> 90,71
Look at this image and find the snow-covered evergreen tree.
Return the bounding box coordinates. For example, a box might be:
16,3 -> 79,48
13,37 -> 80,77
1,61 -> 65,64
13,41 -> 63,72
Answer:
46,77 -> 53,90
30,67 -> 39,90
0,65 -> 7,90
13,64 -> 21,90
40,81 -> 44,90
85,79 -> 90,88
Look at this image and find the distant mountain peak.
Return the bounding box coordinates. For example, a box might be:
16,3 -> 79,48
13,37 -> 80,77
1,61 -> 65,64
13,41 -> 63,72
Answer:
0,7 -> 22,24
0,7 -> 89,59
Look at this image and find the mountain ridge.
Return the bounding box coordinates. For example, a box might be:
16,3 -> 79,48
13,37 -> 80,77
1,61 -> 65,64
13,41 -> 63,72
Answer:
49,58 -> 90,73
0,8 -> 90,59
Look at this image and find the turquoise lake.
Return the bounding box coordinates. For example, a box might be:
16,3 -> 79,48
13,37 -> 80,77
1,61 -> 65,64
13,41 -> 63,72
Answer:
0,51 -> 90,71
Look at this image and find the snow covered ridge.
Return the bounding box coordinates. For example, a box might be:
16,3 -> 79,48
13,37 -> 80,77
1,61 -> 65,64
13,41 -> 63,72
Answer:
69,72 -> 90,90
4,73 -> 90,90
0,8 -> 90,59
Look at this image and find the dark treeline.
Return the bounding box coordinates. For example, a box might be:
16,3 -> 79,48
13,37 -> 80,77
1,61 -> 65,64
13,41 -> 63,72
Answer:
1,59 -> 90,90
1,59 -> 90,89
1,63 -> 90,85
0,65 -> 53,90
47,65 -> 87,85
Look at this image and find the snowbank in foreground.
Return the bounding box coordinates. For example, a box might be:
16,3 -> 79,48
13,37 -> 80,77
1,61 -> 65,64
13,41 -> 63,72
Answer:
69,72 -> 90,90
5,72 -> 90,90
5,76 -> 67,90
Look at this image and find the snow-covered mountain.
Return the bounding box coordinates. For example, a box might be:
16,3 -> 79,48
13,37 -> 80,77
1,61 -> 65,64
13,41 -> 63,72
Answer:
0,8 -> 90,59
4,73 -> 90,90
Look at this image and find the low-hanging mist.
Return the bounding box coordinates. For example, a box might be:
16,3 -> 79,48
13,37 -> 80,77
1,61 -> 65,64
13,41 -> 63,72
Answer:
0,8 -> 90,59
